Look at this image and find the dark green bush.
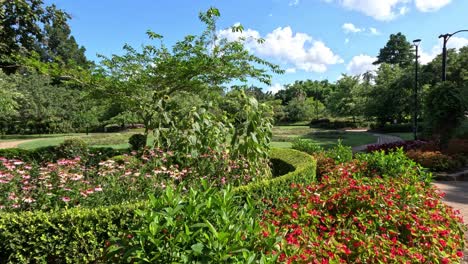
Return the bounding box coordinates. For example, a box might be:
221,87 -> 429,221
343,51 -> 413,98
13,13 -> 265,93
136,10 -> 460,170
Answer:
0,146 -> 125,165
128,133 -> 147,150
56,138 -> 88,159
0,202 -> 146,263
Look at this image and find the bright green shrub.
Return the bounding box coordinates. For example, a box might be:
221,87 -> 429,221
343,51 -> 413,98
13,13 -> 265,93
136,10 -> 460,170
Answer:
356,148 -> 432,183
291,138 -> 323,155
326,139 -> 353,164
108,182 -> 272,263
128,134 -> 147,151
234,148 -> 316,206
0,202 -> 146,263
56,138 -> 88,159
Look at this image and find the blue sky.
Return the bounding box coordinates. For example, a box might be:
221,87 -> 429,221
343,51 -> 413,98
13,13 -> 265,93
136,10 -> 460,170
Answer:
45,0 -> 468,93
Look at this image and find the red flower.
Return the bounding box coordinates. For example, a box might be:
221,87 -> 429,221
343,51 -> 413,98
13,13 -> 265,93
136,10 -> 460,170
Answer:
291,211 -> 298,219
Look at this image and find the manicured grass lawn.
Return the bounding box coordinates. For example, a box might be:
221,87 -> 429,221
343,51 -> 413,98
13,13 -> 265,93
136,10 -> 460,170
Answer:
5,126 -> 376,150
387,132 -> 414,141
271,126 -> 377,149
15,131 -> 148,149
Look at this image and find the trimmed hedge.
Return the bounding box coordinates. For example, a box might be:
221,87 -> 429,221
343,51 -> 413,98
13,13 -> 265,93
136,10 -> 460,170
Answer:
0,202 -> 146,263
0,148 -> 316,263
235,148 -> 316,205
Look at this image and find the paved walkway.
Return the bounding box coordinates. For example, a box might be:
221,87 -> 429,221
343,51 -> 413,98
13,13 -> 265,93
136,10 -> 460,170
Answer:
351,132 -> 404,153
433,182 -> 468,263
0,139 -> 37,149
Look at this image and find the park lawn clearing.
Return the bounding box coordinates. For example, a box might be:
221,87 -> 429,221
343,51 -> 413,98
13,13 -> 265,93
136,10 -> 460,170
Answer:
15,130 -> 153,150
271,125 -> 377,149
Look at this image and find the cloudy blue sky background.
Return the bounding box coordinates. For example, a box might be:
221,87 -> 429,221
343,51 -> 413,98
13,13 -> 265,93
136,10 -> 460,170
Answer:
45,0 -> 468,93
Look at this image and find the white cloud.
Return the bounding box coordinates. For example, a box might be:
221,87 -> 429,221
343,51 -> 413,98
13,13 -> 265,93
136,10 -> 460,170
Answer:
340,0 -> 410,21
345,38 -> 350,44
342,23 -> 363,33
268,13 -> 273,17
267,83 -> 284,94
219,26 -> 342,73
399,6 -> 409,15
289,0 -> 300,6
369,27 -> 380,35
418,36 -> 468,64
346,54 -> 378,75
285,68 -> 297,73
414,0 -> 451,12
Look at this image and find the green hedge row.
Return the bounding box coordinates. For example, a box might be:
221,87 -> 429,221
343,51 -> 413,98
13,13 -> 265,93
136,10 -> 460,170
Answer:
0,146 -> 125,165
234,148 -> 316,206
0,148 -> 316,263
0,202 -> 146,263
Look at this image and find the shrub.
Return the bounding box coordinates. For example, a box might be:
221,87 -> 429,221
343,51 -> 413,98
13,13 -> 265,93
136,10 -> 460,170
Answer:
313,151 -> 336,180
424,81 -> 466,148
406,150 -> 462,172
0,202 -> 145,263
234,148 -> 316,208
366,140 -> 429,153
108,182 -> 270,263
447,138 -> 468,156
259,162 -> 466,263
0,146 -> 124,165
56,138 -> 88,159
326,140 -> 353,164
309,119 -> 357,129
356,148 -> 432,182
291,138 -> 323,155
128,133 -> 147,151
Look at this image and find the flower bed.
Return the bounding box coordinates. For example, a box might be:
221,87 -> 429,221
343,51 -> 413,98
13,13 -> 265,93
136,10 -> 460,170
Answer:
259,160 -> 466,263
0,148 -> 313,263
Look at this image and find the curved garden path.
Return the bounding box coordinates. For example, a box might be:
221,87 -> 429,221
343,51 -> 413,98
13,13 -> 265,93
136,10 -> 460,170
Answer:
0,139 -> 37,149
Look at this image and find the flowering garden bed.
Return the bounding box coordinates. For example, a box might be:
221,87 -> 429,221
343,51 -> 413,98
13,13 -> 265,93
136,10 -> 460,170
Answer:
0,147 -> 466,263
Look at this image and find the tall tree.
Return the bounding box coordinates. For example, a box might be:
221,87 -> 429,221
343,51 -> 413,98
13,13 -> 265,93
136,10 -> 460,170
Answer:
0,0 -> 88,74
97,8 -> 282,135
40,5 -> 89,67
373,33 -> 413,68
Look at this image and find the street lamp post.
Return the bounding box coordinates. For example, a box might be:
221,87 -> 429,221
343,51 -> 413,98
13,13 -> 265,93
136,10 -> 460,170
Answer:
438,30 -> 468,81
413,39 -> 421,141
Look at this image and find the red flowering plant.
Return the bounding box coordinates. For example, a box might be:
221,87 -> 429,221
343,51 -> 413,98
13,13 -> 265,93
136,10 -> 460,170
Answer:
258,161 -> 466,263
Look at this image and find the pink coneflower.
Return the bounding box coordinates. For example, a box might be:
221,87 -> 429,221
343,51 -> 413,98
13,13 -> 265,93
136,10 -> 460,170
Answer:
94,186 -> 103,192
11,203 -> 20,208
62,197 -> 71,202
23,197 -> 35,203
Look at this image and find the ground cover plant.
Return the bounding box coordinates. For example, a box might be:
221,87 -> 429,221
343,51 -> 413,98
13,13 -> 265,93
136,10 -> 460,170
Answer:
258,154 -> 466,264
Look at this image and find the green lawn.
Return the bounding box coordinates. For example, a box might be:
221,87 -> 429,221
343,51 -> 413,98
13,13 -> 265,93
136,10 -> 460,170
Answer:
15,131 -> 146,149
387,132 -> 413,141
4,126 -> 377,150
271,126 -> 377,149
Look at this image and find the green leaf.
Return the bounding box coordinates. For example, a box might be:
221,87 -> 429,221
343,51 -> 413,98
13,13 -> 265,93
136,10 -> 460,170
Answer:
191,243 -> 204,254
